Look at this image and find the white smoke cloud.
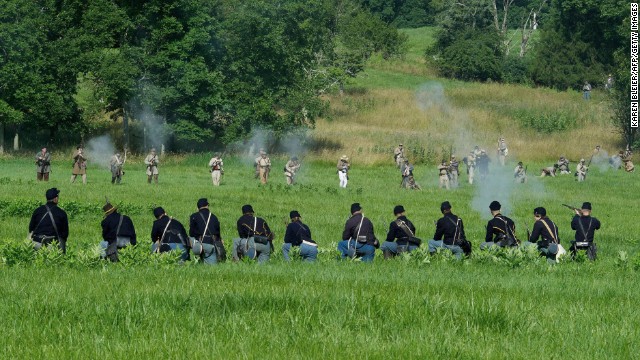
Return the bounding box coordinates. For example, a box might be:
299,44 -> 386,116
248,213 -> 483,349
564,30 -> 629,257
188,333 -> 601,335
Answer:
86,135 -> 116,169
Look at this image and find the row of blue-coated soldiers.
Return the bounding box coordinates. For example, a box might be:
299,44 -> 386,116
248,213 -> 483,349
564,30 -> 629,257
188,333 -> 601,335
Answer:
28,188 -> 601,263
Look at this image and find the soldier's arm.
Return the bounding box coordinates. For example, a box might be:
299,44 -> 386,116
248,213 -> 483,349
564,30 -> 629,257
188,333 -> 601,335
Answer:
594,218 -> 601,230
385,222 -> 395,242
485,221 -> 493,243
127,217 -> 137,245
459,219 -> 466,239
433,219 -> 444,240
342,222 -> 352,240
101,218 -> 109,241
60,212 -> 69,241
529,222 -> 542,242
570,215 -> 579,230
188,214 -> 198,238
28,209 -> 40,232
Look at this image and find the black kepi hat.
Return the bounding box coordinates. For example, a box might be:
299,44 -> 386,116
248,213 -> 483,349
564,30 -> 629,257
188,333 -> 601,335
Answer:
534,207 -> 546,217
242,204 -> 254,214
46,188 -> 60,201
350,203 -> 362,214
153,207 -> 165,219
581,202 -> 592,210
290,210 -> 301,219
440,201 -> 451,212
489,201 -> 501,211
197,198 -> 209,209
393,205 -> 405,215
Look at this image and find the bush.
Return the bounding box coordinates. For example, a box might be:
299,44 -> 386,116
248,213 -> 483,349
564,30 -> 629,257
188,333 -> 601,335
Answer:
502,57 -> 532,85
436,30 -> 502,82
513,108 -> 577,133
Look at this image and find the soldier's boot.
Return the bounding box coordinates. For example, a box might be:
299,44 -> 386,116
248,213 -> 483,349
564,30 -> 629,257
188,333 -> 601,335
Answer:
383,249 -> 393,260
111,176 -> 116,184
147,176 -> 152,184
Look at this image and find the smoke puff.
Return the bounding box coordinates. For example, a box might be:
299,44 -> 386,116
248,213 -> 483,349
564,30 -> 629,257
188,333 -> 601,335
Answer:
86,135 -> 115,169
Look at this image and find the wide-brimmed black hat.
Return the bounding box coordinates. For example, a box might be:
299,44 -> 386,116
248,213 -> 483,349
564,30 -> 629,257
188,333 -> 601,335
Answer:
103,202 -> 117,216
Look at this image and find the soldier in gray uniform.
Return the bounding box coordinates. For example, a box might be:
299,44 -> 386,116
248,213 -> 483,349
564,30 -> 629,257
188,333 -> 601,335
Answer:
110,152 -> 125,184
514,161 -> 527,183
497,138 -> 508,166
438,160 -> 450,189
449,155 -> 459,188
576,159 -> 588,182
556,156 -> 570,175
144,148 -> 159,184
284,156 -> 301,185
208,153 -> 224,186
394,144 -> 405,168
35,147 -> 51,181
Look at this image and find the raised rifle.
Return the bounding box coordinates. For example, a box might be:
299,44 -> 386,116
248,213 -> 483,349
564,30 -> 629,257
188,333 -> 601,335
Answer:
562,204 -> 582,215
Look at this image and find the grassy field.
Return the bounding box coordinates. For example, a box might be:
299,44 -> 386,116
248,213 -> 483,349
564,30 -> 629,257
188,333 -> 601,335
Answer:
0,154 -> 639,358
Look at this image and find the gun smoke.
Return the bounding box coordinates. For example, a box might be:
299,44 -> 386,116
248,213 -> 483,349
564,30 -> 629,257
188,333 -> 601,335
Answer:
86,135 -> 116,169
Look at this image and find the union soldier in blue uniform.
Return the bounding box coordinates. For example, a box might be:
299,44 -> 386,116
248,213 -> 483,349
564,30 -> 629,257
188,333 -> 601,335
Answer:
526,207 -> 561,263
100,201 -> 137,262
282,210 -> 318,262
380,205 -> 420,259
189,198 -> 225,264
428,201 -> 469,258
151,207 -> 190,261
232,205 -> 273,263
29,188 -> 69,253
480,201 -> 518,250
337,203 -> 378,262
570,202 -> 601,260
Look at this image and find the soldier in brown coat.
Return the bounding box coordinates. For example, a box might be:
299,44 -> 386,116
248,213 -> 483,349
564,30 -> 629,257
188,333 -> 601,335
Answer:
70,146 -> 87,184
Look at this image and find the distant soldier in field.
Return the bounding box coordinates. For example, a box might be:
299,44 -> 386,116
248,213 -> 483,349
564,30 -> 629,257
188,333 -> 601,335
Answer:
514,161 -> 527,183
254,150 -> 262,179
35,147 -> 51,181
476,149 -> 490,181
472,145 -> 482,158
570,202 -> 601,260
394,144 -> 405,168
380,205 -> 420,259
208,153 -> 224,186
232,205 -> 273,263
110,151 -> 125,184
189,198 -> 225,264
622,146 -> 634,172
556,156 -> 570,175
576,158 -> 588,182
144,148 -> 159,184
151,207 -> 189,261
497,137 -> 508,166
480,201 -> 518,250
438,160 -> 450,190
463,151 -> 476,184
400,158 -> 421,190
282,210 -> 318,262
257,150 -> 271,184
100,201 -> 136,262
337,203 -> 378,262
582,81 -> 592,100
526,207 -> 561,263
428,201 -> 469,259
449,155 -> 459,188
28,188 -> 69,254
540,165 -> 557,177
337,155 -> 350,188
284,155 -> 301,185
70,145 -> 88,184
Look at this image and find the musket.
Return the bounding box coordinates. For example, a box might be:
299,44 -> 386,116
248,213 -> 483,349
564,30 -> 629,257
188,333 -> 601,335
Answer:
562,204 -> 582,213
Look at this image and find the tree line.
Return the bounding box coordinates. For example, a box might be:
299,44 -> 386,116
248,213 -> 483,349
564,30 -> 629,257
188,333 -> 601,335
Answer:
0,0 -> 405,152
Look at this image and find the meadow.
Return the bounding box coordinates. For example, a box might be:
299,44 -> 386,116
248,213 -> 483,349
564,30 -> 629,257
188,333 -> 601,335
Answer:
0,26 -> 637,359
0,153 -> 639,359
